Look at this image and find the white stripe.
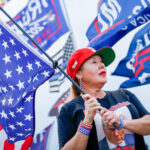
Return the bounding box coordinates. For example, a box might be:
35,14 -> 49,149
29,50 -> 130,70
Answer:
15,140 -> 24,150
0,129 -> 7,150
0,129 -> 25,150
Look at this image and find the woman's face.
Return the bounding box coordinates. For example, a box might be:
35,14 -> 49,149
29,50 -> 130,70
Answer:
77,55 -> 107,87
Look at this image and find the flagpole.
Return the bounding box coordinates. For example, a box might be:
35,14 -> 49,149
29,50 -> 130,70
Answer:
61,0 -> 77,50
0,6 -> 118,129
0,6 -> 85,95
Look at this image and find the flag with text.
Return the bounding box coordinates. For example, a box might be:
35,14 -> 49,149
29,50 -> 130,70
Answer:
112,22 -> 150,88
7,0 -> 69,51
86,0 -> 150,50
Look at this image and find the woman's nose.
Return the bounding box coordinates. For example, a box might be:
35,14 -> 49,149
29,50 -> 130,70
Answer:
98,62 -> 105,69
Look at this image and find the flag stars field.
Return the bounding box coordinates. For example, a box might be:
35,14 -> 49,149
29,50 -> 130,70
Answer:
22,48 -> 28,57
24,114 -> 33,121
25,128 -> 32,131
2,87 -> 8,93
2,98 -> 6,106
9,84 -> 15,91
17,133 -> 24,137
26,62 -> 33,71
16,80 -> 25,90
8,97 -> 14,105
4,69 -> 12,79
0,110 -> 8,119
16,107 -> 24,113
9,137 -> 15,142
16,121 -> 25,127
35,60 -> 42,68
9,124 -> 16,131
0,21 -> 54,143
25,95 -> 32,103
0,28 -> 3,36
33,75 -> 39,82
14,51 -> 21,60
1,40 -> 9,49
42,70 -> 50,78
3,54 -> 11,64
9,111 -> 16,118
9,38 -> 15,45
16,65 -> 24,75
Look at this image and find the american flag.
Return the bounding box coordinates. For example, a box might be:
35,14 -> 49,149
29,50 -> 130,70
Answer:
0,21 -> 55,149
49,34 -> 74,92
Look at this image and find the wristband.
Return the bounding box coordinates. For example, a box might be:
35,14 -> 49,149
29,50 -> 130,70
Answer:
78,121 -> 93,135
114,117 -> 123,130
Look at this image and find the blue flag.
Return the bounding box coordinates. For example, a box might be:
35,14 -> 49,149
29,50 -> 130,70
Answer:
86,0 -> 150,50
112,22 -> 150,88
0,20 -> 55,146
29,123 -> 54,150
7,0 -> 69,51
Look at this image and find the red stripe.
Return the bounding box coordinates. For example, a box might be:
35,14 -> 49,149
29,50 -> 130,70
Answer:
94,19 -> 101,34
133,48 -> 150,68
54,99 -> 63,109
21,136 -> 33,150
97,0 -> 102,9
44,134 -> 47,150
81,122 -> 92,129
88,19 -> 125,45
8,14 -> 22,25
0,124 -> 3,131
46,0 -> 62,40
133,48 -> 150,77
134,55 -> 150,77
4,140 -> 15,150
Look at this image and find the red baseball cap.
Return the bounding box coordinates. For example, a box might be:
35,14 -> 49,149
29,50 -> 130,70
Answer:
67,47 -> 115,81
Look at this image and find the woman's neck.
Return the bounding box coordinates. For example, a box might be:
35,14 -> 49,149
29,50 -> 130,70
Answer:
82,86 -> 106,99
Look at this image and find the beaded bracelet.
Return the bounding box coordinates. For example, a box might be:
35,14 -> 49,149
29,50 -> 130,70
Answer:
114,117 -> 123,130
78,121 -> 93,135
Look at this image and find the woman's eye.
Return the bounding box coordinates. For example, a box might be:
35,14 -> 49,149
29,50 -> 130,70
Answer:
92,60 -> 97,64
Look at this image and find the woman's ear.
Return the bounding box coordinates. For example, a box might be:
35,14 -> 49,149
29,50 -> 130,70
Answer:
75,70 -> 82,80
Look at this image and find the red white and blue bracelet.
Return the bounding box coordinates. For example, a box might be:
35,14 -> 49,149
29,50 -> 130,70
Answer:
78,121 -> 93,135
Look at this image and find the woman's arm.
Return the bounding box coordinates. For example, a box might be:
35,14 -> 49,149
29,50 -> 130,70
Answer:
61,124 -> 90,150
123,90 -> 150,135
60,94 -> 101,150
123,114 -> 150,135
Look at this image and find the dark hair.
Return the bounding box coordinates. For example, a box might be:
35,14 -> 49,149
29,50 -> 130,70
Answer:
71,77 -> 81,99
71,65 -> 84,99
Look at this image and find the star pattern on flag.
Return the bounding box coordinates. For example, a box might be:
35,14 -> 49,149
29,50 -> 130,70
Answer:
2,40 -> 9,49
0,22 -> 55,143
0,28 -> 3,36
4,69 -> 12,79
3,54 -> 11,64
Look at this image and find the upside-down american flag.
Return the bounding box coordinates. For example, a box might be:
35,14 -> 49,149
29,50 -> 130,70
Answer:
0,20 -> 55,150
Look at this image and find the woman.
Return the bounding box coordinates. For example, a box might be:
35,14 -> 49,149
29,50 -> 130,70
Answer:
58,47 -> 150,150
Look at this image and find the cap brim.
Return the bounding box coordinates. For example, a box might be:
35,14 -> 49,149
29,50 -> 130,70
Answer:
92,47 -> 115,67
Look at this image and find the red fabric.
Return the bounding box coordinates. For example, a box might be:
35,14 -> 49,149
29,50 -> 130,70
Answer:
89,19 -> 125,44
0,124 -> 3,131
67,47 -> 97,80
94,19 -> 101,34
4,140 -> 15,150
21,136 -> 33,150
